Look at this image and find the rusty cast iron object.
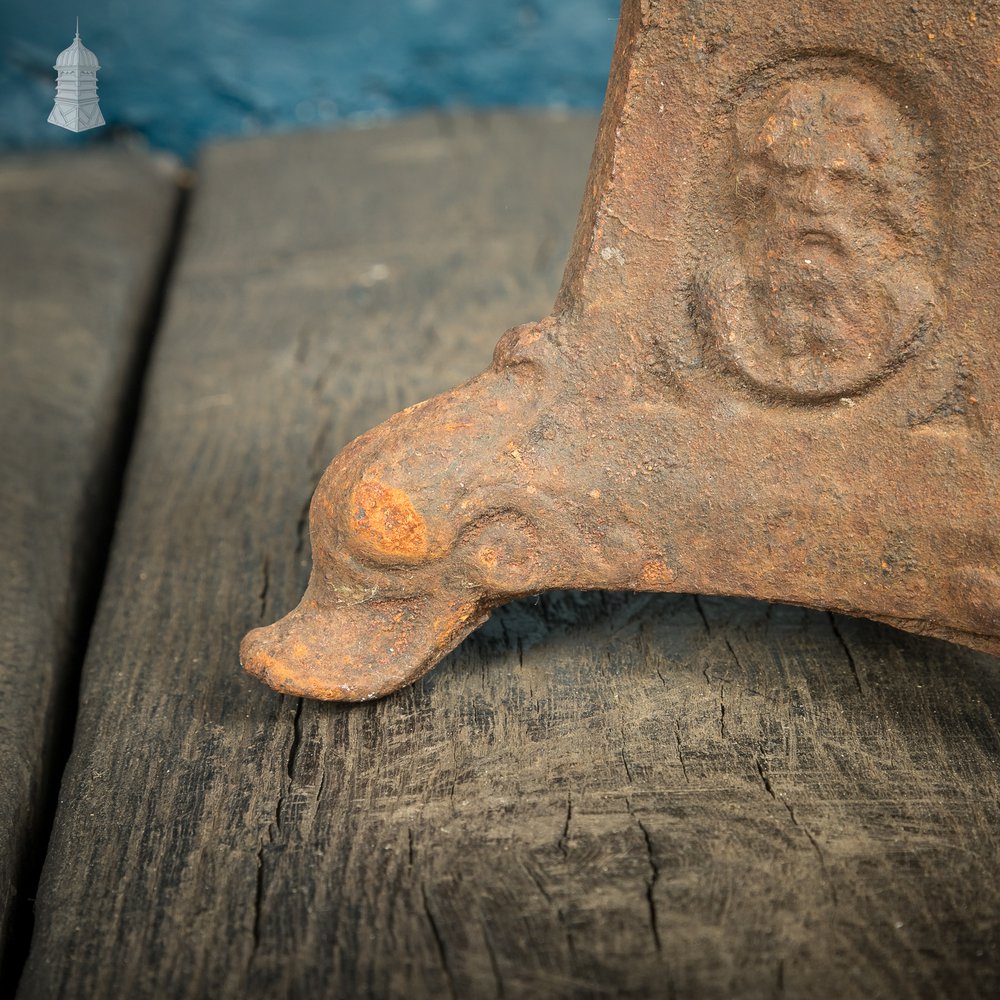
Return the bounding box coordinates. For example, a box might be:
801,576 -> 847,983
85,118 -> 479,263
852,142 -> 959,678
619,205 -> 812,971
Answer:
242,0 -> 1000,700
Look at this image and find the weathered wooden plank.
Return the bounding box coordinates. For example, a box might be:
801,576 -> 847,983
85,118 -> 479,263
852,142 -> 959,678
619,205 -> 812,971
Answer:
0,149 -> 179,973
18,115 -> 1000,999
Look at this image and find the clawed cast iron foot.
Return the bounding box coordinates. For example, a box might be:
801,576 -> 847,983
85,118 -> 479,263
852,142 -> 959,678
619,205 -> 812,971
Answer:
242,0 -> 1000,700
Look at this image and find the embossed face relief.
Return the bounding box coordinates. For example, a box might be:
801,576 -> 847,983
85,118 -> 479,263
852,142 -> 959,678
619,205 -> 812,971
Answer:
697,76 -> 940,402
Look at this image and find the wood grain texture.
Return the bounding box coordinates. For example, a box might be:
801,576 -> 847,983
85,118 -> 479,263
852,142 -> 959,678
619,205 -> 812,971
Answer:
0,148 -> 178,966
17,115 -> 1000,999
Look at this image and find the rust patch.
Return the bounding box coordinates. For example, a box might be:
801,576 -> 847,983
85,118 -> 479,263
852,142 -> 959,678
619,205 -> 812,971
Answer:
638,560 -> 676,587
350,479 -> 429,560
432,602 -> 483,650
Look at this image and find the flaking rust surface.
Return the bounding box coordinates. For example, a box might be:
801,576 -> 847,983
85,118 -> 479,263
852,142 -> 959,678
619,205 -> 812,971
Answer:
242,0 -> 1000,701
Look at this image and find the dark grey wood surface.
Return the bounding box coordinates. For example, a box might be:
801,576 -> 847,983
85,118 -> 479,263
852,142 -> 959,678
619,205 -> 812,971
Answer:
16,116 -> 1000,999
0,148 -> 179,974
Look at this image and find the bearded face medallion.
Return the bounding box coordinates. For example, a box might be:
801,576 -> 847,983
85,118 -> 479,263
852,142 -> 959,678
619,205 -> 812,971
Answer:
698,77 -> 940,402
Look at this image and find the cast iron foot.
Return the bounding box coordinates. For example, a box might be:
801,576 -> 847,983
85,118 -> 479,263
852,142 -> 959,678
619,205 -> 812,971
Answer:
243,0 -> 1000,699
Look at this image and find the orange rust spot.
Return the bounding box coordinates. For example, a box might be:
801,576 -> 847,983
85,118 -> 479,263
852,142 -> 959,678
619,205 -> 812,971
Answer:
245,648 -> 303,689
432,603 -> 479,648
350,479 -> 429,559
639,559 -> 676,587
246,647 -> 349,701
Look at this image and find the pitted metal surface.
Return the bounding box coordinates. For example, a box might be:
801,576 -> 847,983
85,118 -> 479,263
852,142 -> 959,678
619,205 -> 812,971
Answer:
242,0 -> 1000,700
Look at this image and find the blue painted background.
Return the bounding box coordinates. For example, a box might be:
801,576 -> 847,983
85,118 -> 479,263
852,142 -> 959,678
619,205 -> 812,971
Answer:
0,0 -> 619,160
